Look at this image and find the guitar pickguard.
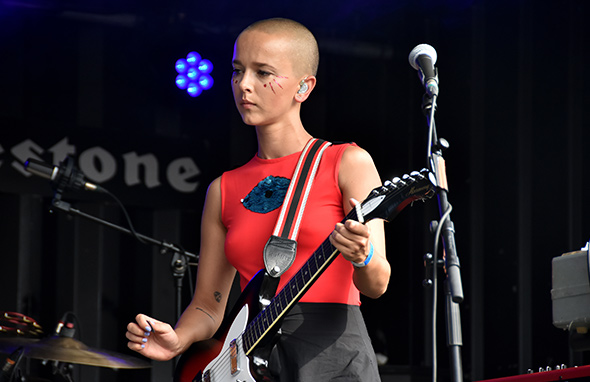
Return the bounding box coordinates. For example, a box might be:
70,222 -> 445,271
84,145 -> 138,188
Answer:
199,305 -> 255,382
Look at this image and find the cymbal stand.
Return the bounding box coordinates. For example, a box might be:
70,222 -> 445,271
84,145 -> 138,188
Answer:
0,347 -> 24,382
50,189 -> 198,322
47,360 -> 74,382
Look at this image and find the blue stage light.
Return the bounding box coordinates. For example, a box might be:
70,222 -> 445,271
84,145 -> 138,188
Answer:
186,51 -> 201,66
198,59 -> 213,74
187,67 -> 200,81
187,82 -> 203,97
175,59 -> 188,74
175,74 -> 189,89
198,74 -> 214,90
175,51 -> 214,97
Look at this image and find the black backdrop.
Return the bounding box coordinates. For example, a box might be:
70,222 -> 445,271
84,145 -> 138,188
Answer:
0,0 -> 589,381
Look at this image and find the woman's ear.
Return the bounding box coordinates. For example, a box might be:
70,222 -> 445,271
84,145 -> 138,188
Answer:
295,76 -> 316,102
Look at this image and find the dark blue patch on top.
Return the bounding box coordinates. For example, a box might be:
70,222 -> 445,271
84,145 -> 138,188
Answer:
242,175 -> 290,213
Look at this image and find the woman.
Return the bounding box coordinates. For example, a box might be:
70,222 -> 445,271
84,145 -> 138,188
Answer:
127,17 -> 390,381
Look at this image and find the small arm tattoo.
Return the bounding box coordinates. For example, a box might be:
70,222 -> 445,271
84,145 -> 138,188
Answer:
214,291 -> 222,303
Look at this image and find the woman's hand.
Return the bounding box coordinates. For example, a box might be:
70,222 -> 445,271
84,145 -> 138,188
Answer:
126,314 -> 181,361
330,198 -> 372,265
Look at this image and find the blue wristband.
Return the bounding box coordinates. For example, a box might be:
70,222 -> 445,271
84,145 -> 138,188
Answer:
352,242 -> 374,268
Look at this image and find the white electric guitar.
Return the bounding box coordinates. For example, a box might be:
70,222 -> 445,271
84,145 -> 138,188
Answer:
174,169 -> 437,382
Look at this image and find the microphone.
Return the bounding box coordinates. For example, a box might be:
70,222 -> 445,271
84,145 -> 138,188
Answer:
54,312 -> 76,338
408,44 -> 439,96
24,157 -> 102,193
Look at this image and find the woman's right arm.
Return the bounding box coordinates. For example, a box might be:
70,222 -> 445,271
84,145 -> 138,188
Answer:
126,176 -> 237,360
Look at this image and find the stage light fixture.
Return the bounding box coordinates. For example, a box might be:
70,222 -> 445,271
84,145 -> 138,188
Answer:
175,59 -> 188,74
175,74 -> 189,90
198,74 -> 214,91
187,82 -> 203,97
198,59 -> 213,74
175,51 -> 214,97
186,51 -> 201,66
187,67 -> 200,80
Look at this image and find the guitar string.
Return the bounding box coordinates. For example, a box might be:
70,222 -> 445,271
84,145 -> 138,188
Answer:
243,239 -> 334,349
206,226 -> 377,378
194,252 -> 330,378
202,333 -> 262,380
238,172 -> 412,350
201,238 -> 338,379
201,336 -> 241,380
241,172 -> 430,351
202,244 -> 334,380
202,238 -> 350,378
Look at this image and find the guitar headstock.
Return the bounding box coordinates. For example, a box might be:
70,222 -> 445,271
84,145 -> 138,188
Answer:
356,168 -> 436,223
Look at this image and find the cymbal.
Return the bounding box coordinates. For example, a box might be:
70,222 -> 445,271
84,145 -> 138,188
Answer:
0,336 -> 150,369
0,337 -> 38,351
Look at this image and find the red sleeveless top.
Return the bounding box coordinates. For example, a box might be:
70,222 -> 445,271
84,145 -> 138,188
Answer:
220,143 -> 360,305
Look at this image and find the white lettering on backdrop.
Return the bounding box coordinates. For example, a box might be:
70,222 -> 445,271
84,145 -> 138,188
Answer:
7,137 -> 200,193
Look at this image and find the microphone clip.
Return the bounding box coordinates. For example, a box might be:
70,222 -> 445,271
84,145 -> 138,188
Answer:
52,157 -> 87,196
421,92 -> 437,115
55,312 -> 76,338
418,66 -> 439,97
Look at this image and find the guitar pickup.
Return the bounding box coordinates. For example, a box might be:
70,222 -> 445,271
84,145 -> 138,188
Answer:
230,338 -> 240,375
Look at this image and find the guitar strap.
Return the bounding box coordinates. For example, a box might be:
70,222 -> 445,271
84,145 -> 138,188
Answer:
263,138 -> 332,278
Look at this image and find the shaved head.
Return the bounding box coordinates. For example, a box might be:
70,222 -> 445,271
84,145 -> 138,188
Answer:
240,18 -> 319,77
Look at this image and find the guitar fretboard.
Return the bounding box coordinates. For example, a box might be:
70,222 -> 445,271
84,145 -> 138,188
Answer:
239,169 -> 434,354
241,235 -> 340,353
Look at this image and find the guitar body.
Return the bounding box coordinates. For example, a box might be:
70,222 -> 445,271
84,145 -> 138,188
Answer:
174,271 -> 277,382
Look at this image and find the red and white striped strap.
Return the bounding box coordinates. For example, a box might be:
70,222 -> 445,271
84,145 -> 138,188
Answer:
272,138 -> 332,241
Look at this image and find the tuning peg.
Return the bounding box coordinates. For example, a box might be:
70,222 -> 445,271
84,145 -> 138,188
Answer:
434,138 -> 450,152
382,180 -> 396,191
395,177 -> 407,186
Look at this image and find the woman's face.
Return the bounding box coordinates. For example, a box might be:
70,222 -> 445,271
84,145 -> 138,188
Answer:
231,30 -> 303,127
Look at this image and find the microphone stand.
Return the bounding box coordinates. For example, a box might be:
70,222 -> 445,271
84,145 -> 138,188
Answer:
421,90 -> 464,382
50,190 -> 198,322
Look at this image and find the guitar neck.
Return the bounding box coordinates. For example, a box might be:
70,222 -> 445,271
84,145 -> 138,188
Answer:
173,170 -> 435,382
240,169 -> 436,354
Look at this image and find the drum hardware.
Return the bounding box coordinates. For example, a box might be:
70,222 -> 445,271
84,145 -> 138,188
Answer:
0,312 -> 44,339
0,336 -> 150,369
0,312 -> 150,382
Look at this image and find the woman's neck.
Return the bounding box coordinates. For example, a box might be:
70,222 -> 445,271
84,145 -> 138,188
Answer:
255,122 -> 313,159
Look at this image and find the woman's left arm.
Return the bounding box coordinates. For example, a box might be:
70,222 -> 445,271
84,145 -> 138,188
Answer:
330,145 -> 391,298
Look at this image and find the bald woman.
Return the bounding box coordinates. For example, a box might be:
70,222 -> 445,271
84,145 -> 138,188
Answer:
126,18 -> 388,382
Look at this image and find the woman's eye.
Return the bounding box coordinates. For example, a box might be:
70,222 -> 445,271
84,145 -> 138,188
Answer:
258,70 -> 271,77
232,68 -> 242,76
